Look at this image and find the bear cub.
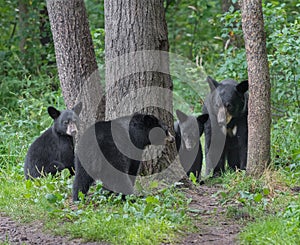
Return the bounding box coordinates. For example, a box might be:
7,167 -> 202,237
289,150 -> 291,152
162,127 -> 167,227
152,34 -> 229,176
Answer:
72,113 -> 174,201
24,102 -> 82,179
203,76 -> 248,176
174,110 -> 208,181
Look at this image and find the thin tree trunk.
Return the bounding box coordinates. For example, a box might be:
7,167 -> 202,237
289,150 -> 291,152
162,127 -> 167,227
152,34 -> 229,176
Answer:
240,0 -> 271,176
221,0 -> 243,49
221,0 -> 239,13
46,0 -> 105,128
104,0 -> 183,188
18,0 -> 29,56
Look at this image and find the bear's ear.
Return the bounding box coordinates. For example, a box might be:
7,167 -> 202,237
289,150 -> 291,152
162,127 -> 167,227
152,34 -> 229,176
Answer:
72,101 -> 82,115
237,80 -> 248,94
48,106 -> 61,119
197,114 -> 209,124
207,76 -> 219,91
176,110 -> 188,122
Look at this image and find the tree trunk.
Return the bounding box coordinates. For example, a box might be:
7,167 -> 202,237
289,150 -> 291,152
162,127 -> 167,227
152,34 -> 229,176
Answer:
104,0 -> 183,189
240,0 -> 271,176
221,0 -> 239,13
221,0 -> 243,49
39,5 -> 51,47
18,0 -> 29,57
46,0 -> 105,128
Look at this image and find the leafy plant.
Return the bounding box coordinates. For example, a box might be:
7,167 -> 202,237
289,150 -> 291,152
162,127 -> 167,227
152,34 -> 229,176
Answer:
239,197 -> 300,244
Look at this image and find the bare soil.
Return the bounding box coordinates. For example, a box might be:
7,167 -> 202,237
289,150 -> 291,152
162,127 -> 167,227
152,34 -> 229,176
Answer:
0,185 -> 242,244
180,185 -> 242,245
0,214 -> 105,245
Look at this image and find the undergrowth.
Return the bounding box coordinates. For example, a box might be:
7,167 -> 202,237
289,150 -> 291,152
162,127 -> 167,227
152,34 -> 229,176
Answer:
1,75 -> 299,244
0,164 -> 193,244
208,164 -> 300,244
0,76 -> 194,244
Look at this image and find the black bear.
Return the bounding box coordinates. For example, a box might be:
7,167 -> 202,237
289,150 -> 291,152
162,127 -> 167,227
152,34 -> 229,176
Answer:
72,113 -> 175,201
24,103 -> 82,179
174,110 -> 208,181
203,76 -> 248,176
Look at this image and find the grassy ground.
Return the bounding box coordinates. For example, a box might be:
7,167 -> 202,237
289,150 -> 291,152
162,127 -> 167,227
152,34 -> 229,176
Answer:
0,76 -> 299,244
0,164 -> 193,244
209,168 -> 300,244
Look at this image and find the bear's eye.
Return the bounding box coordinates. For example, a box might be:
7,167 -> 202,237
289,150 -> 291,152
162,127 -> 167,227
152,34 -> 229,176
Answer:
63,120 -> 69,125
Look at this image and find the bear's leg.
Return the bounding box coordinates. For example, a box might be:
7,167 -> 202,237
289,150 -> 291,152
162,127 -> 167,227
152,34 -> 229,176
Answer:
204,119 -> 213,176
204,117 -> 227,177
226,135 -> 240,170
227,147 -> 240,170
72,157 -> 94,201
236,122 -> 248,170
40,161 -> 65,176
212,151 -> 226,176
186,146 -> 202,181
123,160 -> 138,194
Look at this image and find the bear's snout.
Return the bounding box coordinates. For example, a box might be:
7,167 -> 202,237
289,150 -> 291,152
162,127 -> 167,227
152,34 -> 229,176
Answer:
66,122 -> 78,136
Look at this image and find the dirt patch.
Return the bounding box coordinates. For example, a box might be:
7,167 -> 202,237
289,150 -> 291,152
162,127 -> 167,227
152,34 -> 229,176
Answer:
180,185 -> 242,245
0,185 -> 242,244
0,214 -> 105,245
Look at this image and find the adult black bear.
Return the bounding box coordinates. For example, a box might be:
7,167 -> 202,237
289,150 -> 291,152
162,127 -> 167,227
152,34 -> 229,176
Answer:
24,103 -> 82,179
174,110 -> 208,181
72,113 -> 175,201
203,76 -> 248,176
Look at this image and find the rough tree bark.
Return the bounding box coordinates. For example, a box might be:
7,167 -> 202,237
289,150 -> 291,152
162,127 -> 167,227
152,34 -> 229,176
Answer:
104,0 -> 182,184
46,0 -> 105,128
240,0 -> 271,176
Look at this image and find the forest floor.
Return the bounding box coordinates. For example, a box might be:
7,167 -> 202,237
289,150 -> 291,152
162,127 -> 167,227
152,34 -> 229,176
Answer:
180,185 -> 242,245
0,185 -> 242,245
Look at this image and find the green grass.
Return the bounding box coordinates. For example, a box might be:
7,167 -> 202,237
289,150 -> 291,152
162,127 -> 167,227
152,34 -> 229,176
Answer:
0,164 -> 193,244
239,196 -> 300,244
206,166 -> 300,244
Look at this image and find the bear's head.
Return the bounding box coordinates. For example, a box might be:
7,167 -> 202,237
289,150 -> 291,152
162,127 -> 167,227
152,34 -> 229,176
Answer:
176,110 -> 209,150
129,113 -> 174,149
48,102 -> 82,136
206,76 -> 248,126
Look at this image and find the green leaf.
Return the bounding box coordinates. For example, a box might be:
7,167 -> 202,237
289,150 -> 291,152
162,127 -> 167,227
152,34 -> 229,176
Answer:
45,193 -> 57,203
23,193 -> 31,199
219,191 -> 228,198
263,188 -> 270,196
254,193 -> 263,203
189,172 -> 197,184
46,183 -> 55,191
150,181 -> 159,189
146,196 -> 160,205
25,180 -> 32,189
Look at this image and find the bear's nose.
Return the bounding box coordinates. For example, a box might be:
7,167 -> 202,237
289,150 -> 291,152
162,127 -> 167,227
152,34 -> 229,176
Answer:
67,122 -> 78,136
225,102 -> 232,110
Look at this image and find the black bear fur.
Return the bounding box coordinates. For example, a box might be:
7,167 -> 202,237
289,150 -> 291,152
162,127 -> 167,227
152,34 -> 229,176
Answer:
72,113 -> 174,201
174,110 -> 208,181
24,103 -> 82,179
203,76 -> 248,176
